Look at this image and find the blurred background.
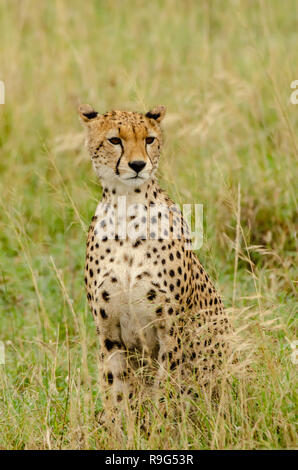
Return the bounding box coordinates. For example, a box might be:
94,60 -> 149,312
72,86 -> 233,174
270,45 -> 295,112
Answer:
0,0 -> 297,449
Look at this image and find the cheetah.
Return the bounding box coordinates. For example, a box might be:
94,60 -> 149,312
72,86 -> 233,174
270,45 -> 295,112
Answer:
78,103 -> 232,418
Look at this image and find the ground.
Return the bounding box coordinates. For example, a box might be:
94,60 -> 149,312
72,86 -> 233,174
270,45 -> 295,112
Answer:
0,0 -> 297,450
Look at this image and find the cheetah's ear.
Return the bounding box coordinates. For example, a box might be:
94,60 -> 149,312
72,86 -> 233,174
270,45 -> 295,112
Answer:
78,104 -> 99,123
145,105 -> 166,123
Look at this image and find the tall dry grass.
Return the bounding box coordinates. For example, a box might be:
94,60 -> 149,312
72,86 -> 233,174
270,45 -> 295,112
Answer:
0,0 -> 297,449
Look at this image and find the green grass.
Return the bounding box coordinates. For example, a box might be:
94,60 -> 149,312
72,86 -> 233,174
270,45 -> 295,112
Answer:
0,0 -> 297,449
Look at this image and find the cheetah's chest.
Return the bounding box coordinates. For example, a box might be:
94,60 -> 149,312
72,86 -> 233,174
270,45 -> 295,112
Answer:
91,239 -> 164,301
87,239 -> 169,352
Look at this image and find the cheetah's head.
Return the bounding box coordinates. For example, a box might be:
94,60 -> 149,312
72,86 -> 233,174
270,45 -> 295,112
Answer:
79,105 -> 166,188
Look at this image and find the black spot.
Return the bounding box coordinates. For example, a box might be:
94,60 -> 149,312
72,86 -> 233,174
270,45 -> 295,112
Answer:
145,111 -> 161,120
83,111 -> 98,119
147,289 -> 156,301
89,269 -> 93,277
102,291 -> 110,302
107,372 -> 113,384
104,339 -> 121,351
156,307 -> 163,315
100,308 -> 107,319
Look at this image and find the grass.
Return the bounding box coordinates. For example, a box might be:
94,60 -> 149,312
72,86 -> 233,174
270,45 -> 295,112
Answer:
0,0 -> 297,449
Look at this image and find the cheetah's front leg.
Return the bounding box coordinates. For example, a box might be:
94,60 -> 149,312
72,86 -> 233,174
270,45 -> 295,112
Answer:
100,337 -> 133,404
96,320 -> 136,426
154,316 -> 184,399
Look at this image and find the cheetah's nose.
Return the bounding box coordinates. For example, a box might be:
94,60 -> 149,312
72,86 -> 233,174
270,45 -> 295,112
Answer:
128,160 -> 146,174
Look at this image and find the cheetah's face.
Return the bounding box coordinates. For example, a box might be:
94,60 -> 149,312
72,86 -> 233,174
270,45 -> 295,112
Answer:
79,105 -> 166,187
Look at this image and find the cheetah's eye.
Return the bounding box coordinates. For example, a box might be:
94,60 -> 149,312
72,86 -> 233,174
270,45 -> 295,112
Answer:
146,136 -> 155,145
108,137 -> 121,145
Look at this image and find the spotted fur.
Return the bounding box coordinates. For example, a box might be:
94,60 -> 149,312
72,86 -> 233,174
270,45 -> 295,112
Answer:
78,104 -> 231,413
